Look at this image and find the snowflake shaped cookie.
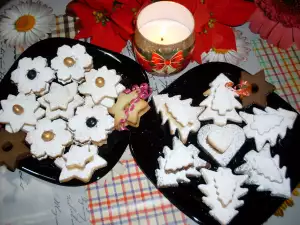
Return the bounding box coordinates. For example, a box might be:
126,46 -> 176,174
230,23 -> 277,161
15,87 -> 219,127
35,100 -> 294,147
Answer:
54,145 -> 107,183
11,57 -> 55,95
78,66 -> 121,104
26,118 -> 72,159
155,137 -> 209,188
51,44 -> 93,83
44,82 -> 78,111
38,94 -> 84,120
235,144 -> 291,198
68,105 -> 114,145
0,94 -> 40,133
239,107 -> 297,151
198,168 -> 248,225
63,145 -> 95,169
153,94 -> 204,144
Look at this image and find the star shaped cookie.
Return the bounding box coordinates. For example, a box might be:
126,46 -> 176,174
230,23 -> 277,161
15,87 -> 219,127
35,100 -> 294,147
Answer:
240,70 -> 275,107
0,130 -> 31,171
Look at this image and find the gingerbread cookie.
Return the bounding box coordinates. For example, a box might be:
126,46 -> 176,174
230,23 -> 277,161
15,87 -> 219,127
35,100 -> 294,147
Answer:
0,130 -> 31,171
239,70 -> 275,107
51,44 -> 93,83
11,57 -> 55,96
78,66 -> 121,104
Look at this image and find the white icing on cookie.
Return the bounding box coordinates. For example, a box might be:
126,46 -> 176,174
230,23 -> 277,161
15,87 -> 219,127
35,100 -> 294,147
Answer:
207,128 -> 233,153
51,44 -> 93,83
11,57 -> 55,95
78,66 -> 121,104
198,167 -> 248,225
235,144 -> 291,198
155,137 -> 208,188
26,118 -> 72,159
0,94 -> 39,133
44,82 -> 78,111
68,105 -> 114,144
197,124 -> 245,166
63,145 -> 95,169
54,146 -> 107,183
239,107 -> 297,151
38,94 -> 84,120
153,94 -> 204,144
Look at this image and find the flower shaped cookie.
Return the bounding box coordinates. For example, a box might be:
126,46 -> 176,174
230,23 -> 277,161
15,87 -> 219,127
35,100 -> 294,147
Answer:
11,57 -> 55,95
78,66 -> 121,104
51,44 -> 93,83
26,118 -> 72,159
68,105 -> 114,145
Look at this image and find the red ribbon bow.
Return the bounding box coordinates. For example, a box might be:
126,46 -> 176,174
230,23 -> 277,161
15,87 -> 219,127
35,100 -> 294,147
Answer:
151,51 -> 184,71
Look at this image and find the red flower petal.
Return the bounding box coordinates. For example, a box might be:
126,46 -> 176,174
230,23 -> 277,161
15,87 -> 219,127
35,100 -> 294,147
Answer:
171,0 -> 198,13
66,2 -> 96,28
208,0 -> 256,26
111,6 -> 135,36
192,32 -> 213,63
193,3 -> 210,33
211,23 -> 236,51
91,22 -> 127,52
84,0 -> 114,11
75,27 -> 93,40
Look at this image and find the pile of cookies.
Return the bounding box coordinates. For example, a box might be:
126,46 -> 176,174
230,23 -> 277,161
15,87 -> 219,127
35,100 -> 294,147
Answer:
153,72 -> 298,224
0,43 -> 151,183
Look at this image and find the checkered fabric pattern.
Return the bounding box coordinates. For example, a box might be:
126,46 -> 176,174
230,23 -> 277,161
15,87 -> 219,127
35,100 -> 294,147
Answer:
87,159 -> 189,225
49,15 -> 77,38
252,39 -> 300,112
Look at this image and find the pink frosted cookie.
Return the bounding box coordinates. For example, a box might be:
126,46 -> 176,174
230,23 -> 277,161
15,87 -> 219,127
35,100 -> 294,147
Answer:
197,124 -> 245,166
155,137 -> 209,188
51,44 -> 93,83
235,144 -> 291,198
26,118 -> 72,159
54,145 -> 107,183
0,94 -> 41,133
198,168 -> 248,225
68,105 -> 114,146
11,57 -> 55,96
78,66 -> 121,104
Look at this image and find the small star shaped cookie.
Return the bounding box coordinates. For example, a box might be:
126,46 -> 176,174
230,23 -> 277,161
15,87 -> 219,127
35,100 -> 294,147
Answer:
240,70 -> 275,107
0,130 -> 31,171
63,145 -> 95,169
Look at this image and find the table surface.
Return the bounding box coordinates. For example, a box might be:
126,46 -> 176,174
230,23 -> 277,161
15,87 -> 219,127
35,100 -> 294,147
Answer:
0,1 -> 299,225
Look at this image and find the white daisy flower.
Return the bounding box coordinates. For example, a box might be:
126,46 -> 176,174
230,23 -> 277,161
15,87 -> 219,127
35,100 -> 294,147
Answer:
201,30 -> 251,66
0,0 -> 55,47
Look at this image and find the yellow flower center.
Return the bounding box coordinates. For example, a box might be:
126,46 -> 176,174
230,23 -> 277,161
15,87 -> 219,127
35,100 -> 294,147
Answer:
15,15 -> 36,32
212,48 -> 229,54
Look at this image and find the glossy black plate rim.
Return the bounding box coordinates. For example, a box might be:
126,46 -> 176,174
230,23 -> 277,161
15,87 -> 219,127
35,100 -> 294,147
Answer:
0,37 -> 149,186
129,62 -> 300,225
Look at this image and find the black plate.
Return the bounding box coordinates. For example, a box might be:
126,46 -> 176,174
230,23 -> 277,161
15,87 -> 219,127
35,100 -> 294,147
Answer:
0,38 -> 149,186
129,62 -> 300,225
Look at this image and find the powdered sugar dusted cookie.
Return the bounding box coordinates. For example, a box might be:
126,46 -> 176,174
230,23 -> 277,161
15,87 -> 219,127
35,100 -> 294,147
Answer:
78,66 -> 121,104
68,105 -> 114,146
198,168 -> 248,225
155,137 -> 209,188
235,144 -> 291,198
54,145 -> 107,183
44,82 -> 78,111
0,94 -> 40,133
199,73 -> 243,126
51,44 -> 93,83
63,145 -> 95,169
26,118 -> 72,159
11,57 -> 55,96
197,124 -> 245,166
239,107 -> 297,151
153,94 -> 204,144
38,94 -> 84,120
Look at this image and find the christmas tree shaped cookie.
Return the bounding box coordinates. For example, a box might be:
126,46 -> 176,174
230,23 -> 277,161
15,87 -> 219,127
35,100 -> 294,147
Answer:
198,167 -> 248,225
155,137 -> 209,188
235,144 -> 291,198
153,94 -> 204,144
239,107 -> 297,151
199,73 -> 243,126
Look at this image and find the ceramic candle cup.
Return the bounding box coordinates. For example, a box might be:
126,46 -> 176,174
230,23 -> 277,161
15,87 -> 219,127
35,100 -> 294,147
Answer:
133,1 -> 195,76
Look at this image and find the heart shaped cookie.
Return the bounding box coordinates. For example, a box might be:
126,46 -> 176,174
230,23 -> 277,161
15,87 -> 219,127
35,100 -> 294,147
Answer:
197,124 -> 245,166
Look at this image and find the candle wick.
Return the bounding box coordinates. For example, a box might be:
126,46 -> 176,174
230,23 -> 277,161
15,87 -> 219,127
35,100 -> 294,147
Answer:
161,37 -> 164,41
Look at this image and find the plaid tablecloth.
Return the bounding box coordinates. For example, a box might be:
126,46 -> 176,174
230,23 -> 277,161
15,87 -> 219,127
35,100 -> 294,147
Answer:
11,15 -> 300,225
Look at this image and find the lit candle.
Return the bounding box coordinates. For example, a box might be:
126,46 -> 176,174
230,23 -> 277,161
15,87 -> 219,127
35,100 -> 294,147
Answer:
134,1 -> 195,75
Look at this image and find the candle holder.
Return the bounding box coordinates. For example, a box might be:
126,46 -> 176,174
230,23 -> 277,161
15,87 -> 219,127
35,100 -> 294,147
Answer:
133,1 -> 195,76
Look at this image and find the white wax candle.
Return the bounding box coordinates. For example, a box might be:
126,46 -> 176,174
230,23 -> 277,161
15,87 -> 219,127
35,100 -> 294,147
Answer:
139,19 -> 191,45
